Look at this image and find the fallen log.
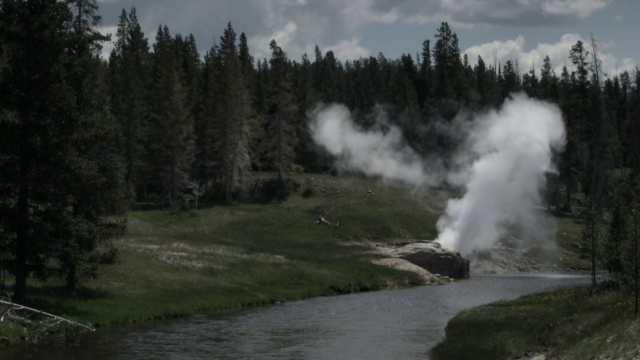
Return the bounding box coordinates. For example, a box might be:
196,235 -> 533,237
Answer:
1,295 -> 94,345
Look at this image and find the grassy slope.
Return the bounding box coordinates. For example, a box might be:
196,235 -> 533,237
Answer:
2,174 -> 444,333
430,286 -> 640,360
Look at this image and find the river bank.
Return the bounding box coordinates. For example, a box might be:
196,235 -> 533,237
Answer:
4,275 -> 590,359
0,175 -> 445,347
0,174 -> 587,350
430,284 -> 640,360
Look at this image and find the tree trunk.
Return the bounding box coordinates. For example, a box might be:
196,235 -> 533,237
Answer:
564,176 -> 572,212
15,112 -> 33,302
633,228 -> 640,316
591,232 -> 597,289
66,263 -> 77,290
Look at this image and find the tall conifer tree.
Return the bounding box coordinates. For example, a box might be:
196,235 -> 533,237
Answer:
265,40 -> 298,185
217,23 -> 252,203
108,7 -> 149,196
146,26 -> 195,209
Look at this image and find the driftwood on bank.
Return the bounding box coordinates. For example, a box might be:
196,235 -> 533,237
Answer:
0,295 -> 94,345
316,215 -> 339,227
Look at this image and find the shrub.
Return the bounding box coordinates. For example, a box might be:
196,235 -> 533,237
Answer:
250,177 -> 300,204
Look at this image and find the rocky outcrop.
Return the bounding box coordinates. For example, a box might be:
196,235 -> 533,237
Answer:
374,241 -> 470,280
396,242 -> 470,279
372,258 -> 453,285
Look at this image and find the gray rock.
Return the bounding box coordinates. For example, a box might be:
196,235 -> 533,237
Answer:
402,250 -> 470,279
390,242 -> 470,279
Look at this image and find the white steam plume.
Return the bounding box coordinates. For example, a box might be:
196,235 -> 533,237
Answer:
436,94 -> 566,254
308,95 -> 566,255
308,103 -> 441,187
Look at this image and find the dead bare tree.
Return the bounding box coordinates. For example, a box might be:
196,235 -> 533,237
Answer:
0,295 -> 94,345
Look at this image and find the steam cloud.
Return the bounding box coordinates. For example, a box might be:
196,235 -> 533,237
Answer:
308,104 -> 442,187
308,94 -> 566,255
436,95 -> 566,254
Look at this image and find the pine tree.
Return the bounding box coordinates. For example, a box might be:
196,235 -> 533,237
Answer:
238,32 -> 255,85
539,56 -> 559,101
193,47 -> 221,192
500,60 -> 520,100
582,196 -> 601,290
108,7 -> 149,196
628,182 -> 640,315
522,65 -> 539,98
217,23 -> 252,203
294,53 -> 325,172
321,50 -> 342,103
265,40 -> 298,186
416,39 -> 433,108
432,22 -> 461,100
605,194 -> 627,283
312,45 -> 324,99
146,25 -> 194,209
557,65 -> 577,211
52,0 -> 128,289
473,55 -> 492,107
568,41 -> 592,194
177,33 -> 202,122
0,0 -> 126,297
0,0 -> 78,301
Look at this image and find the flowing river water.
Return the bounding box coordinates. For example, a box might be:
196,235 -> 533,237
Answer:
5,274 -> 589,360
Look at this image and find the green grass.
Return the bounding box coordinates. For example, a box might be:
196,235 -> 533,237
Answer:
430,286 -> 640,360
1,174 -> 441,342
551,209 -> 590,270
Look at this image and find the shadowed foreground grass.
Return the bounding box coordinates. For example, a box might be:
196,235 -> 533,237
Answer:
430,285 -> 640,360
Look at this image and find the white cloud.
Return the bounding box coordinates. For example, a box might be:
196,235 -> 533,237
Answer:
464,35 -> 527,66
94,0 -> 629,64
249,21 -> 299,60
327,37 -> 371,60
370,0 -> 612,27
463,33 -> 637,77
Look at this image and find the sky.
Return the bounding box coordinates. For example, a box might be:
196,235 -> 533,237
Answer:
96,0 -> 639,77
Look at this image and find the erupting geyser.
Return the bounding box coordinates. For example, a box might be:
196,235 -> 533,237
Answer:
309,94 -> 566,255
435,94 -> 566,254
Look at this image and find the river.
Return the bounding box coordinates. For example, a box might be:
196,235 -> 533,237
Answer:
5,273 -> 589,360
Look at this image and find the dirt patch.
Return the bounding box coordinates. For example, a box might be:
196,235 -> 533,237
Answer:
121,238 -> 287,269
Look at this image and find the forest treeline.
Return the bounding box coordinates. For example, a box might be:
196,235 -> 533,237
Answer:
1,0 -> 639,302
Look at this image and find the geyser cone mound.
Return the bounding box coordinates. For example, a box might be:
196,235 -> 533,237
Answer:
468,236 -> 562,274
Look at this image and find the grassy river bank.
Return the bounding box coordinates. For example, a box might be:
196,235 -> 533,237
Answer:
1,174 -> 442,344
1,173 -> 603,357
430,285 -> 640,359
